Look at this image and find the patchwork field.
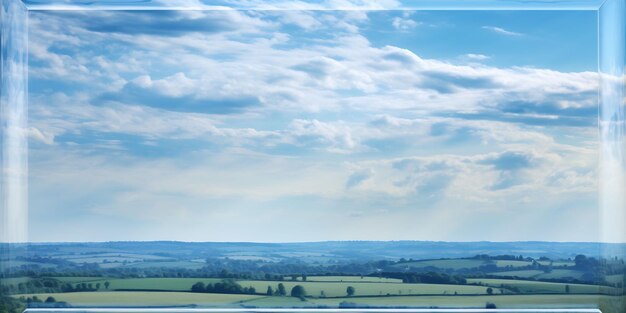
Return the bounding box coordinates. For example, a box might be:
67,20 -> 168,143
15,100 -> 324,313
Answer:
489,269 -> 586,280
13,291 -> 261,307
393,259 -> 486,270
467,278 -> 601,294
237,280 -> 495,297
293,276 -> 402,283
13,292 -> 603,309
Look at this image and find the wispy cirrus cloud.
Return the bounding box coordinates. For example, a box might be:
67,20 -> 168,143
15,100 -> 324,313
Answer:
482,25 -> 523,36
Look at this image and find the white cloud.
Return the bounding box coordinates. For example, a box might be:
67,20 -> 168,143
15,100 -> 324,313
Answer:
25,9 -> 600,242
461,53 -> 490,61
482,25 -> 523,36
392,16 -> 419,30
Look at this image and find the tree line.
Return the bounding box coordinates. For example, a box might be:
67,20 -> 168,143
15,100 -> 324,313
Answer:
190,279 -> 256,295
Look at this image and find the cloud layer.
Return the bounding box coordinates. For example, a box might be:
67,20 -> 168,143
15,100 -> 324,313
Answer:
26,9 -> 599,242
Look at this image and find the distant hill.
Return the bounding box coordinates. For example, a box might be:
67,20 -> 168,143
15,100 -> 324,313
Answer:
4,241 -> 625,263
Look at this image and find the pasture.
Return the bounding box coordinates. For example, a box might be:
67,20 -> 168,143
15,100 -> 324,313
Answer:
294,276 -> 402,283
488,269 -> 586,280
467,278 -> 601,294
237,280 -> 494,297
54,277 -> 223,291
13,292 -> 602,309
13,291 -> 260,307
393,259 -> 485,270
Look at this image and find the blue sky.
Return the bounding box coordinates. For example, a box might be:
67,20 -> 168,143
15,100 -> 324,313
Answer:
26,7 -> 599,242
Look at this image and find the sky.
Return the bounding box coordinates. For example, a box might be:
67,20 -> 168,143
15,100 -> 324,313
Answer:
26,7 -> 600,243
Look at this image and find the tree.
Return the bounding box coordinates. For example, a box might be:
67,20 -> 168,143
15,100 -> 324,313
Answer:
486,287 -> 493,295
346,286 -> 355,296
96,283 -> 101,290
266,286 -> 274,296
290,285 -> 306,298
104,281 -> 110,289
486,302 -> 497,309
277,283 -> 286,296
191,282 -> 206,293
302,274 -> 307,281
565,285 -> 570,294
44,297 -> 56,303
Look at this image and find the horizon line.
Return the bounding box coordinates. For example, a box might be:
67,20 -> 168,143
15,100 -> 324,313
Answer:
3,239 -> 624,245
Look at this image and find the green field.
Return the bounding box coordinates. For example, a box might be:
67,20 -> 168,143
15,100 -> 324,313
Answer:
537,260 -> 575,267
467,278 -> 601,294
13,292 -> 602,309
489,270 -> 545,278
0,277 -> 33,286
120,261 -> 208,269
53,277 -> 223,291
393,259 -> 551,270
237,280 -> 494,297
489,269 -> 585,280
536,269 -> 585,280
53,276 -> 494,296
13,291 -> 260,307
394,259 -> 486,270
313,294 -> 602,308
56,253 -> 173,263
294,276 -> 402,283
494,260 -> 533,268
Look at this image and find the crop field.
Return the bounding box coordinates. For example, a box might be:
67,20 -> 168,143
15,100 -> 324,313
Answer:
393,259 -> 486,270
52,277 -> 108,284
537,260 -> 575,267
294,276 -> 402,283
489,270 -> 546,278
54,277 -> 223,291
312,294 -> 602,308
13,292 -> 603,309
121,261 -> 208,269
489,269 -> 585,280
237,280 -> 495,297
12,291 -> 261,306
494,260 -> 533,267
392,259 -> 551,270
466,278 -> 601,294
535,269 -> 585,280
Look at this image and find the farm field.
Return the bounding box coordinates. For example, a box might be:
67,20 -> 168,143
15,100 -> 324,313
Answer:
12,292 -> 603,309
313,294 -> 603,308
294,276 -> 402,283
489,269 -> 586,280
489,270 -> 546,278
55,277 -> 224,291
6,275 -> 605,296
237,280 -> 494,297
52,277 -> 108,284
393,259 -> 485,270
12,291 -> 261,307
391,259 -> 567,270
466,278 -> 601,294
4,241 -> 621,312
494,260 -> 533,267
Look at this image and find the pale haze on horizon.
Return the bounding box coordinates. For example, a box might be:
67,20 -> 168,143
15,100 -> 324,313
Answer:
26,9 -> 600,243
